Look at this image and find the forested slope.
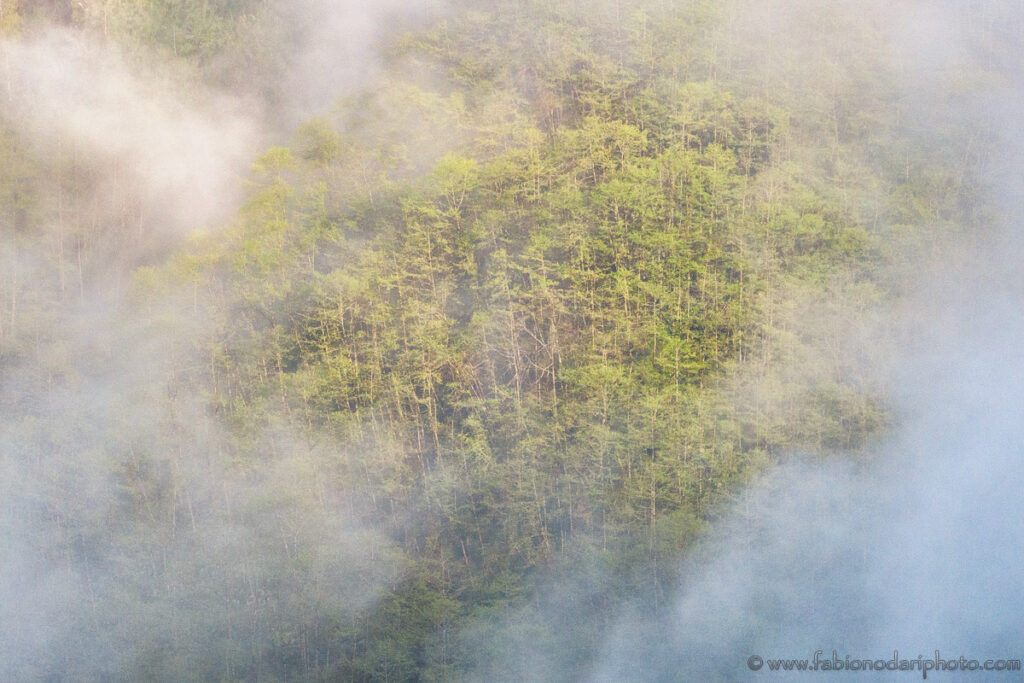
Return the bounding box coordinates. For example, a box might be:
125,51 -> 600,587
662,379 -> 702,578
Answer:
0,0 -> 992,679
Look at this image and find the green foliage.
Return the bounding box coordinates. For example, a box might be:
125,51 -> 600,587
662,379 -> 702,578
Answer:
152,4 -> 905,672
0,0 -> 987,679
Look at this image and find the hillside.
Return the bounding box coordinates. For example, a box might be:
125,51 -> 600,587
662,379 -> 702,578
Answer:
0,1 -> 1001,680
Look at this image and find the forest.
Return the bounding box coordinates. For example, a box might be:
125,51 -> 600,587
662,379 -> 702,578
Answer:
0,0 -> 1015,680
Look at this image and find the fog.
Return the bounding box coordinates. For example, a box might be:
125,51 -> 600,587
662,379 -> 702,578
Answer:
2,0 -> 1022,680
0,1 -> 433,678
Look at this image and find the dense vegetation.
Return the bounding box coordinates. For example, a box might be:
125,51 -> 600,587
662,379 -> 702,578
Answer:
0,0 -> 993,679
